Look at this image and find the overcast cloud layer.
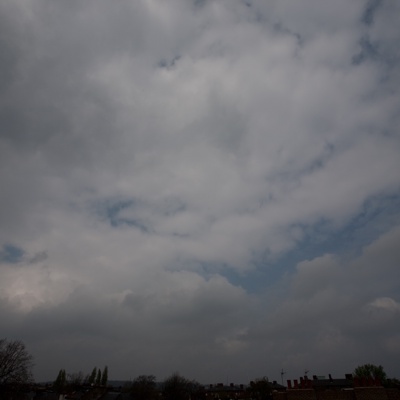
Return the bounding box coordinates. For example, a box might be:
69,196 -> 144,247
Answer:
1,0 -> 400,384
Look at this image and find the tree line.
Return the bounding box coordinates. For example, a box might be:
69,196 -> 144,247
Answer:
53,365 -> 108,392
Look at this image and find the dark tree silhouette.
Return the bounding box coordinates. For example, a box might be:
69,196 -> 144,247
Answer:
101,366 -> 108,386
354,364 -> 387,382
130,375 -> 158,400
96,368 -> 102,385
247,377 -> 272,400
53,369 -> 67,392
68,371 -> 84,389
0,339 -> 33,386
162,373 -> 202,400
88,367 -> 97,385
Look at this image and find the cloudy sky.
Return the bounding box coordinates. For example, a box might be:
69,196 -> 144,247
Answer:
1,0 -> 400,384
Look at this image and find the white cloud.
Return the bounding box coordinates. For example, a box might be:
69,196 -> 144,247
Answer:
369,297 -> 400,313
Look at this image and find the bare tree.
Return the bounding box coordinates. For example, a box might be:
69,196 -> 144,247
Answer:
0,339 -> 34,385
68,371 -> 84,389
129,375 -> 158,400
162,373 -> 202,400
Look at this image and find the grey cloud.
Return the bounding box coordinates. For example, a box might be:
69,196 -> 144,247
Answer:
249,227 -> 400,377
0,0 -> 399,384
2,271 -> 253,381
29,251 -> 48,264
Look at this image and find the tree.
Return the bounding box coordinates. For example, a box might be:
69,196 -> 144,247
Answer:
95,368 -> 102,385
53,369 -> 67,392
68,371 -> 84,389
354,364 -> 387,382
162,373 -> 202,400
130,375 -> 158,400
88,367 -> 97,385
101,366 -> 108,386
0,339 -> 33,386
247,377 -> 272,400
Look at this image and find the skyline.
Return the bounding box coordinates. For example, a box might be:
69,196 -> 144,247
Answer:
1,0 -> 400,383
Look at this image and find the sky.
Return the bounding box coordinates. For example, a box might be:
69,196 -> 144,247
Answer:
1,0 -> 400,385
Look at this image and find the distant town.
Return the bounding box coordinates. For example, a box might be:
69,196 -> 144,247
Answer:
2,370 -> 400,400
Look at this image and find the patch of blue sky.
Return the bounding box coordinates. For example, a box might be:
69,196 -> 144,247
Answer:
158,55 -> 181,70
242,0 -> 252,8
223,192 -> 400,294
264,144 -> 336,196
353,2 -> 400,69
94,197 -> 156,233
362,0 -> 383,26
105,200 -> 135,227
94,196 -> 187,233
352,35 -> 379,66
0,244 -> 24,264
272,22 -> 304,47
94,198 -> 137,226
114,218 -> 151,233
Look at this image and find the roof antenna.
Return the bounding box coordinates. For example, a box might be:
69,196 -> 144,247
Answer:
280,369 -> 286,386
304,369 -> 309,377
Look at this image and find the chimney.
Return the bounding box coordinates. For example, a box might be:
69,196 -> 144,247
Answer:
293,379 -> 298,389
287,380 -> 292,389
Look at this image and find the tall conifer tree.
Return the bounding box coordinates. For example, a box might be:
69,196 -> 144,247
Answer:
101,366 -> 108,386
96,368 -> 102,385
